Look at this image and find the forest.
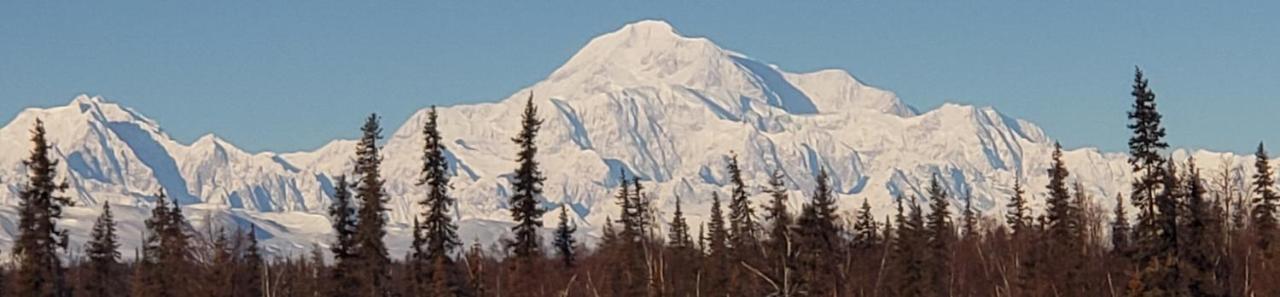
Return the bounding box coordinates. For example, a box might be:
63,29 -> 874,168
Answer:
2,68 -> 1273,297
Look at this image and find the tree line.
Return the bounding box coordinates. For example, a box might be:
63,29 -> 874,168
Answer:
2,68 -> 1278,296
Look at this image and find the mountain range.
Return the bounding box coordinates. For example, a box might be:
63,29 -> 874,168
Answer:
0,20 -> 1262,258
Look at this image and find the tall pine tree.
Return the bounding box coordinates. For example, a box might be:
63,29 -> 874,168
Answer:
352,113 -> 391,296
552,204 -> 577,268
1252,142 -> 1277,252
923,176 -> 953,296
508,94 -> 547,259
328,176 -> 359,297
11,119 -> 74,297
133,191 -> 193,297
415,106 -> 460,261
82,202 -> 122,297
1127,66 -> 1169,263
726,153 -> 759,247
763,169 -> 793,259
797,168 -> 841,296
412,106 -> 463,295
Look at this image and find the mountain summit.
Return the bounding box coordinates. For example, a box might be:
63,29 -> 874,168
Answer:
0,20 -> 1257,257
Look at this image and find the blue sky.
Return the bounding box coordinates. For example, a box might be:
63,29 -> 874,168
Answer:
2,1 -> 1277,154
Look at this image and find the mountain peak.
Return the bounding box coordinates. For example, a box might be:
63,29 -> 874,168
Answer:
617,19 -> 679,38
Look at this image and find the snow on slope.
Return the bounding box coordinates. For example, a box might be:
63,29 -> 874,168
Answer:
0,20 -> 1264,258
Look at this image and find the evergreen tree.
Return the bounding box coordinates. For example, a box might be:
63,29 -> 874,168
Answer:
796,168 -> 841,296
1129,158 -> 1191,297
415,106 -> 461,262
352,113 -> 391,296
82,203 -> 122,297
1252,142 -> 1278,252
1112,193 -> 1133,257
552,204 -> 577,268
1006,178 -> 1030,237
763,169 -> 793,259
133,191 -> 193,297
1127,66 -> 1169,263
1044,143 -> 1083,294
207,228 -> 235,297
961,189 -> 978,239
704,192 -> 730,295
667,196 -> 693,249
412,106 -> 463,296
508,94 -> 547,259
852,198 -> 881,249
11,119 -> 74,297
237,227 -> 264,297
893,196 -> 929,297
1182,159 -> 1225,297
327,176 -> 359,297
726,153 -> 759,247
923,176 -> 953,296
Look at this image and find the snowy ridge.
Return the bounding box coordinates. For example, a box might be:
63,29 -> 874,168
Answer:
0,20 -> 1263,258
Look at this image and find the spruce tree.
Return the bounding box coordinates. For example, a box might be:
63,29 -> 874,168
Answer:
763,169 -> 793,258
552,204 -> 577,268
961,189 -> 978,239
508,94 -> 547,259
1182,159 -> 1225,296
797,168 -> 841,296
1252,142 -> 1277,252
412,106 -> 462,295
328,176 -> 359,297
852,198 -> 881,249
1044,143 -> 1083,294
1127,66 -> 1169,263
704,192 -> 730,295
1112,193 -> 1133,257
238,226 -> 264,297
726,153 -> 759,248
134,191 -> 193,297
11,119 -> 74,297
893,196 -> 929,297
923,176 -> 953,296
1006,178 -> 1030,237
415,106 -> 461,262
352,113 -> 391,296
83,202 -> 122,297
207,228 -> 235,297
667,196 -> 693,249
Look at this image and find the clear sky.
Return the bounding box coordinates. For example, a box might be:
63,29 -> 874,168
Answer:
2,1 -> 1277,154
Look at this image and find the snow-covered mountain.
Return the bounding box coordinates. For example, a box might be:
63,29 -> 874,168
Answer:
0,20 -> 1263,258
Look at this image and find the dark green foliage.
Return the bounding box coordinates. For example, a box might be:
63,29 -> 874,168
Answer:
508,94 -> 547,259
1252,143 -> 1278,252
327,176 -> 359,297
1127,66 -> 1169,264
763,169 -> 793,259
892,196 -> 929,297
553,205 -> 577,268
412,106 -> 464,296
924,176 -> 953,296
1006,178 -> 1031,237
797,168 -> 841,295
668,196 -> 693,249
133,191 -> 193,297
415,106 -> 461,261
725,153 -> 759,248
852,198 -> 880,249
704,192 -> 730,295
1181,159 -> 1226,297
82,202 -> 122,297
353,113 -> 391,296
1112,193 -> 1132,257
11,119 -> 74,297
